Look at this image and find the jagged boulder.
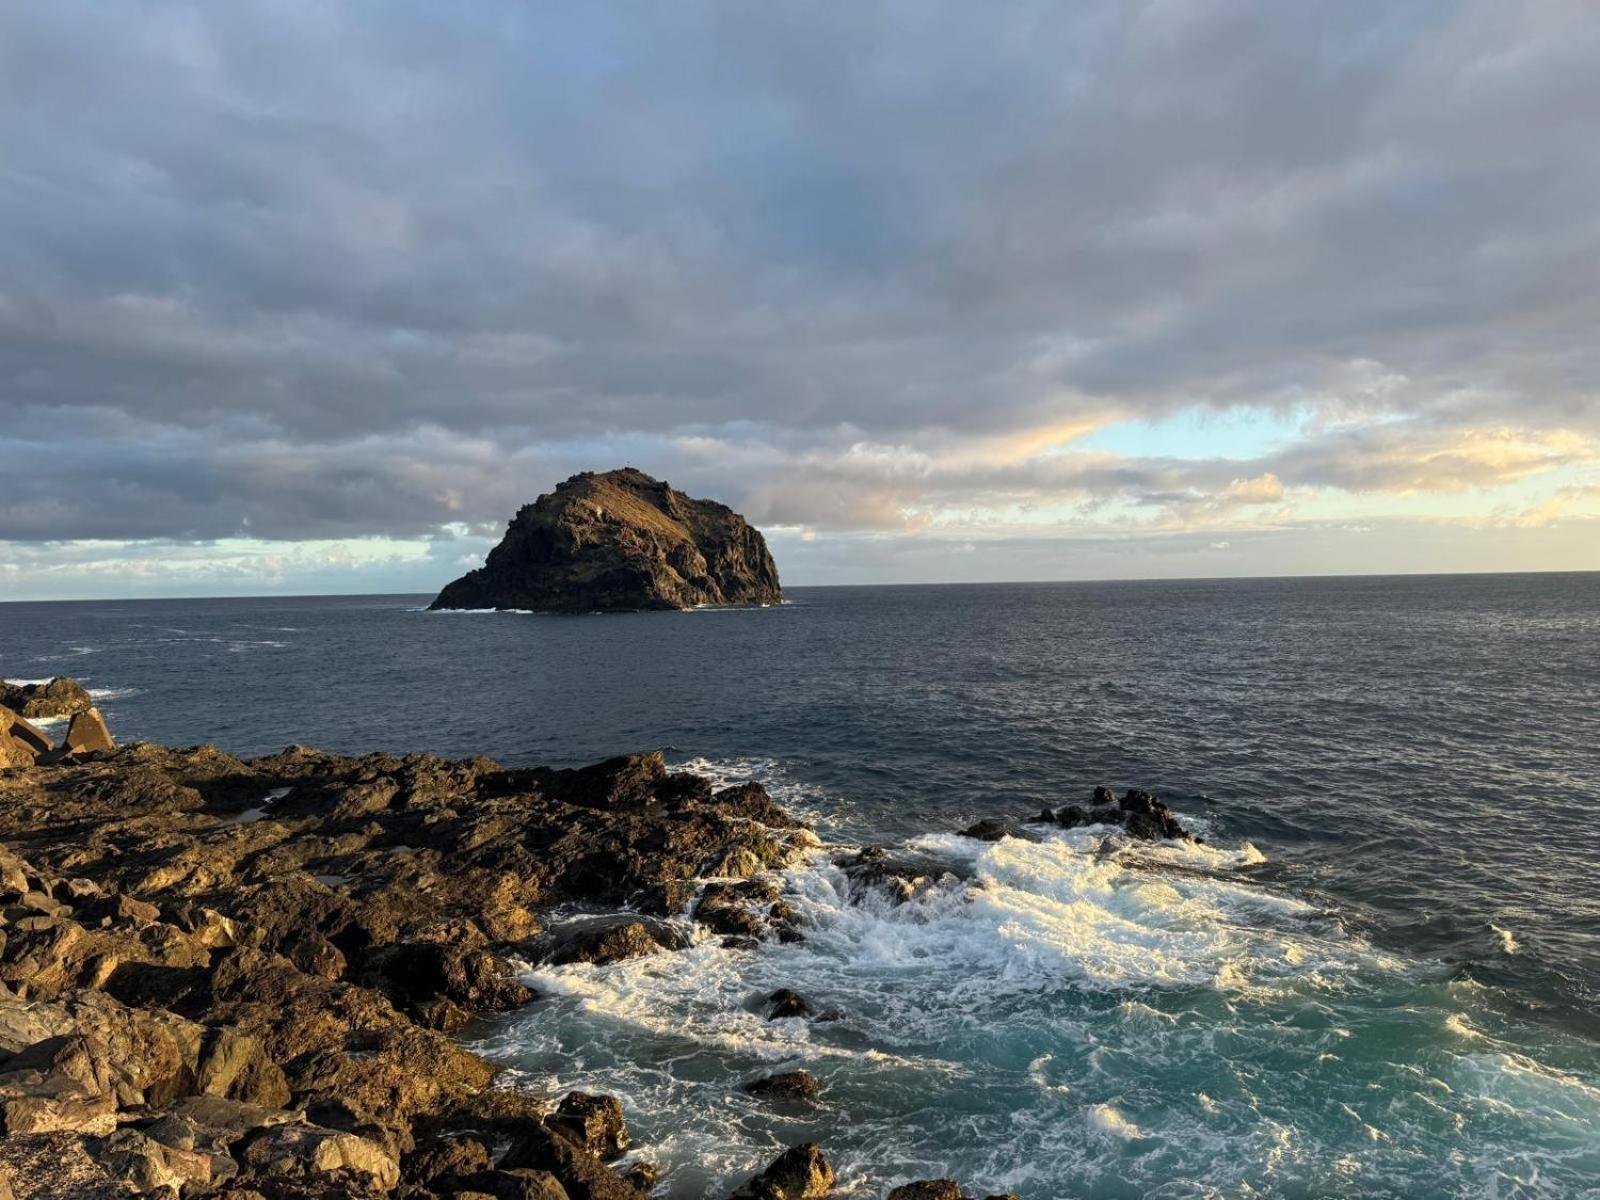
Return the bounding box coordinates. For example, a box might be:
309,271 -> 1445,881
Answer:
1042,786 -> 1194,842
61,708 -> 115,757
0,725 -> 25,772
234,1122 -> 401,1190
542,918 -> 678,967
545,1091 -> 629,1160
956,818 -> 1039,843
744,1070 -> 821,1101
731,1143 -> 834,1200
430,468 -> 782,612
0,710 -> 50,766
0,678 -> 92,720
764,989 -> 812,1020
500,1122 -> 639,1200
886,1183 -> 964,1200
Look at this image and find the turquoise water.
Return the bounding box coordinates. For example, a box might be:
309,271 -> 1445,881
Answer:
480,761 -> 1600,1199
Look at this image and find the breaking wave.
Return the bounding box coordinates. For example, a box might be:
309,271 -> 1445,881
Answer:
478,759 -> 1600,1198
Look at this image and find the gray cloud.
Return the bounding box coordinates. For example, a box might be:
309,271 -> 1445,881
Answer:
1,0 -> 1598,569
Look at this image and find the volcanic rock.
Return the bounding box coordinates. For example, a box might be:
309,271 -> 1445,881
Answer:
430,468 -> 782,612
545,1091 -> 629,1160
0,677 -> 92,720
730,1143 -> 834,1200
0,711 -> 51,766
499,1122 -> 638,1200
743,1070 -> 821,1101
541,918 -> 679,966
763,989 -> 812,1020
234,1122 -> 401,1190
1042,787 -> 1194,842
0,738 -> 819,1198
886,1183 -> 965,1200
956,818 -> 1040,843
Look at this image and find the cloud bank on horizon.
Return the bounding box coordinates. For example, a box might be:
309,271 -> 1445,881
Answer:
2,0 -> 1598,598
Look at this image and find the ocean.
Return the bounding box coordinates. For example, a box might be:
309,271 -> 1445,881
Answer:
5,574 -> 1599,1198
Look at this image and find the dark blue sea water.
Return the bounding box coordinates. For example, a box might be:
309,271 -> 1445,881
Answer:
5,575 -> 1599,1197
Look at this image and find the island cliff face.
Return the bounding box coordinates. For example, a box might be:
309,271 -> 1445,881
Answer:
430,468 -> 783,613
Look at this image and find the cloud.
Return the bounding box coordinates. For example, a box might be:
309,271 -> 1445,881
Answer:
1,1 -> 1598,592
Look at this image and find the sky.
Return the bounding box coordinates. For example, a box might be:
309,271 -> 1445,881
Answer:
2,1 -> 1598,600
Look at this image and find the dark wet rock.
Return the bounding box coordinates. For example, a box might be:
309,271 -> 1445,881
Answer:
77,892 -> 161,925
1043,787 -> 1194,842
500,1123 -> 639,1200
542,919 -> 680,967
0,677 -> 92,720
835,847 -> 960,906
443,1168 -> 573,1200
369,942 -> 535,1012
730,1143 -> 834,1200
1117,788 -> 1192,840
763,989 -> 812,1020
621,1161 -> 659,1192
743,1070 -> 821,1101
402,1133 -> 494,1185
886,1183 -> 965,1200
694,879 -> 789,939
430,468 -> 783,613
956,818 -> 1040,843
546,1091 -> 629,1160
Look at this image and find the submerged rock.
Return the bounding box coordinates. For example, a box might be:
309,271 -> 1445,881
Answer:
956,817 -> 1040,843
763,989 -> 812,1020
886,1183 -> 964,1200
743,1070 -> 821,1101
1042,786 -> 1195,842
429,467 -> 783,613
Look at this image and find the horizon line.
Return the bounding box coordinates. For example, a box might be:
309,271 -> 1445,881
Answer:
3,565 -> 1596,605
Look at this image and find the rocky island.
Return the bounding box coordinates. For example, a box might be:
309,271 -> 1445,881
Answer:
430,469 -> 782,613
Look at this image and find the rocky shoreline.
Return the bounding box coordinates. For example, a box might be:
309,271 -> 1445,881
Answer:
0,733 -> 824,1199
0,697 -> 1194,1199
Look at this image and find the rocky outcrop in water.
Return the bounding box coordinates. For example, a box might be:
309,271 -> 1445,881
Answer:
431,468 -> 783,612
887,1183 -> 1020,1200
0,677 -> 92,720
730,1143 -> 834,1200
0,733 -> 819,1198
952,784 -> 1197,845
1039,786 -> 1195,842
